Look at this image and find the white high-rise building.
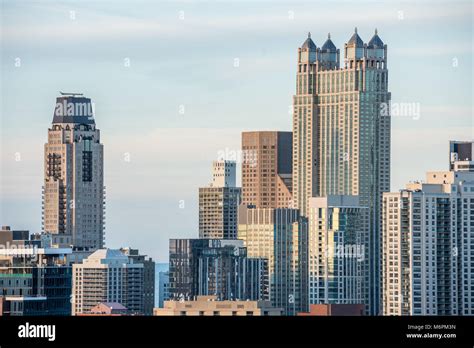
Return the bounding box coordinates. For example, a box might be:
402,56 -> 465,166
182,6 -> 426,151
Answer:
199,160 -> 240,239
382,167 -> 474,315
291,30 -> 391,314
72,249 -> 144,315
211,160 -> 236,188
42,93 -> 105,249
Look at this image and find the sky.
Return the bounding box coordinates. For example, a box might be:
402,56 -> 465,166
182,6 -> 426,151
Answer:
0,0 -> 473,262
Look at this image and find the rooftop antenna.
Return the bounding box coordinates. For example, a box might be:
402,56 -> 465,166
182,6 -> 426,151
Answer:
59,91 -> 84,97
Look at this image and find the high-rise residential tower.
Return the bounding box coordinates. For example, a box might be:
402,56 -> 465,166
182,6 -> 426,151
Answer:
308,196 -> 368,308
291,30 -> 390,314
238,206 -> 308,315
42,93 -> 105,249
72,249 -> 146,315
241,131 -> 293,209
168,239 -> 269,302
199,160 -> 241,239
382,167 -> 474,315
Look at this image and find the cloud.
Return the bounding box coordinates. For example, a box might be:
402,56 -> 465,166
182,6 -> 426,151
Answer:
2,1 -> 472,44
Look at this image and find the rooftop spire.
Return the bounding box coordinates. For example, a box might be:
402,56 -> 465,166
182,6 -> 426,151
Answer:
328,32 -> 331,39
354,27 -> 358,34
375,28 -> 378,35
308,32 -> 311,38
301,32 -> 316,51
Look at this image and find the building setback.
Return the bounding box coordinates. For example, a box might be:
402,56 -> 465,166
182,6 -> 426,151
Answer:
199,160 -> 241,239
237,206 -> 308,315
168,239 -> 269,302
382,166 -> 474,315
42,94 -> 105,249
241,131 -> 293,209
291,30 -> 391,314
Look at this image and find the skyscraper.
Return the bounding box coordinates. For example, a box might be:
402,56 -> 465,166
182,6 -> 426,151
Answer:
237,206 -> 308,315
72,249 -> 145,315
291,30 -> 390,314
241,131 -> 293,209
199,160 -> 241,239
120,247 -> 155,316
42,93 -> 105,250
307,196 -> 368,308
382,167 -> 474,315
168,239 -> 269,302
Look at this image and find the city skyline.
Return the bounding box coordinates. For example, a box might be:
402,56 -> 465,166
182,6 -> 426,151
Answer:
1,0 -> 473,263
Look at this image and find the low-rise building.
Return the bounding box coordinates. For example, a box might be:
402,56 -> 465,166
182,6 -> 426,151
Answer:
154,295 -> 282,316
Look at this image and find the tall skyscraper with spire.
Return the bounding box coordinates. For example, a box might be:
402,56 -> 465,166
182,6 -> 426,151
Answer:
292,29 -> 391,314
42,93 -> 105,249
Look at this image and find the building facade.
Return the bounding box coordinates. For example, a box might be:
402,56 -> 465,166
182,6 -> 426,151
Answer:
211,160 -> 236,188
154,295 -> 282,316
382,168 -> 474,315
291,30 -> 390,314
0,228 -> 72,316
120,247 -> 155,315
308,196 -> 368,308
42,94 -> 105,249
72,249 -> 145,315
241,131 -> 293,209
168,239 -> 268,302
449,140 -> 473,170
157,270 -> 170,308
199,160 -> 241,239
237,206 -> 308,315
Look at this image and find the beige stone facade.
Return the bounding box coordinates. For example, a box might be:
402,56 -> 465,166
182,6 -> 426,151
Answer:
42,95 -> 104,249
154,295 -> 282,316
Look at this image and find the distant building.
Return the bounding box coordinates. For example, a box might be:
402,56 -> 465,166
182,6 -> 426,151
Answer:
449,140 -> 473,170
308,196 -> 368,309
72,249 -> 145,315
211,160 -> 236,188
0,228 -> 72,316
382,168 -> 474,315
169,239 -> 268,302
199,160 -> 241,239
154,295 -> 282,316
157,270 -> 170,308
120,247 -> 155,315
237,206 -> 308,315
241,131 -> 293,209
42,94 -> 105,249
297,304 -> 365,316
0,226 -> 29,242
